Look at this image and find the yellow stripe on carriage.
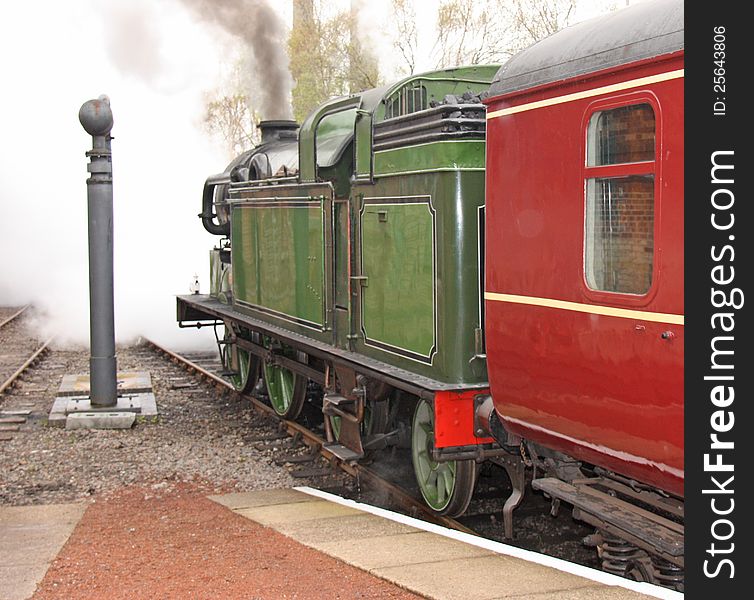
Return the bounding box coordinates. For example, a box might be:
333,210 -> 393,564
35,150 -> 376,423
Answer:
484,292 -> 685,325
486,69 -> 685,119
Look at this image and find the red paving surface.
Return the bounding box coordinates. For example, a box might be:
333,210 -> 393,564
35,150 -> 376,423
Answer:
33,482 -> 423,599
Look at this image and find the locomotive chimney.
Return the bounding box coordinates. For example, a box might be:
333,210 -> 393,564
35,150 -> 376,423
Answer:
258,119 -> 299,145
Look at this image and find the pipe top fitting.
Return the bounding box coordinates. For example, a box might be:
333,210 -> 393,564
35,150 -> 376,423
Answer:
79,95 -> 113,137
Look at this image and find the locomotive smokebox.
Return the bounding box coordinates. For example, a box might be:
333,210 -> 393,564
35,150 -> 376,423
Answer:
258,119 -> 299,144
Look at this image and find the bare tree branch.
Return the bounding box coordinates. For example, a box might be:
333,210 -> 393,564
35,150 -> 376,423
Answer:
433,0 -> 595,68
289,0 -> 381,122
391,0 -> 418,75
203,57 -> 261,159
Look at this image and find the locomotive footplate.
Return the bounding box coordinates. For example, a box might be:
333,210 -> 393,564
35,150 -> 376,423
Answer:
532,477 -> 684,567
177,295 -> 488,397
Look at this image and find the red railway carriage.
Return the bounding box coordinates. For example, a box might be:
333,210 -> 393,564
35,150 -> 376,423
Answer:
484,0 -> 684,498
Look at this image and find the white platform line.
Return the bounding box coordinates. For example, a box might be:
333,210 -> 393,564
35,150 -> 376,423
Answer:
294,486 -> 683,600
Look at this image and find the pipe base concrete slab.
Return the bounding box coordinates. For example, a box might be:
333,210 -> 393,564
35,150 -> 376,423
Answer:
65,412 -> 136,430
48,393 -> 157,428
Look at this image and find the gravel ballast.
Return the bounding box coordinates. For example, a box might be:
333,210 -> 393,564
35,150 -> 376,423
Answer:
1,340 -> 349,506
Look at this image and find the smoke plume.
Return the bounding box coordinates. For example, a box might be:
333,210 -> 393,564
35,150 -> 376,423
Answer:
180,0 -> 294,120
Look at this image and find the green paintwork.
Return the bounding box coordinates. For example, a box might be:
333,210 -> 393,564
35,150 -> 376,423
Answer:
298,96 -> 363,183
361,200 -> 435,359
297,65 -> 499,185
231,201 -> 324,329
316,108 -> 357,167
353,169 -> 487,383
226,183 -> 334,345
218,66 -> 497,388
374,140 -> 485,177
354,109 -> 373,178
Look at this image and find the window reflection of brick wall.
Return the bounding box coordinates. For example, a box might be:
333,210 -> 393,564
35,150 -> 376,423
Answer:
597,105 -> 655,164
591,177 -> 654,294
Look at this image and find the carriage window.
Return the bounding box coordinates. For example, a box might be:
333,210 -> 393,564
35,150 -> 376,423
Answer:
584,103 -> 656,295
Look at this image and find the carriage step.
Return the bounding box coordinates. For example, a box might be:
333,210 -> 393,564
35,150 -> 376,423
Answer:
532,478 -> 684,557
323,443 -> 363,462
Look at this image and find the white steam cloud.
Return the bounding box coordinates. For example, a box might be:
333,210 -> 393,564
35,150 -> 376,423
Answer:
0,0 -> 241,352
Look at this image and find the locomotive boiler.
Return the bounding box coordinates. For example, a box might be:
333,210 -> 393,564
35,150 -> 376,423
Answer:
178,0 -> 684,589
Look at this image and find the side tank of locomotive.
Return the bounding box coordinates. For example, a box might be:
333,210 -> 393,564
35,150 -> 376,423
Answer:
199,65 -> 498,387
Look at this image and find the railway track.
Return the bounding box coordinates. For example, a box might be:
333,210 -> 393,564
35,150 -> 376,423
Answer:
0,321 -> 597,572
0,306 -> 52,398
144,338 -> 603,573
145,338 -> 477,535
0,305 -> 52,442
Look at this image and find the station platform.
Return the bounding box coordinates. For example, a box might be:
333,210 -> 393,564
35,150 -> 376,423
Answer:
213,488 -> 676,600
0,503 -> 85,600
1,486 -> 681,600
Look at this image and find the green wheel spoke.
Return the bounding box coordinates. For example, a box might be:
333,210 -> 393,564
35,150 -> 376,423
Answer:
426,468 -> 438,489
221,326 -> 256,393
436,471 -> 447,506
441,466 -> 454,497
262,338 -> 306,420
411,398 -> 475,516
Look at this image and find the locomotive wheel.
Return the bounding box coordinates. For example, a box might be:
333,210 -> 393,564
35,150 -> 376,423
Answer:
221,327 -> 258,393
262,337 -> 307,420
411,398 -> 476,517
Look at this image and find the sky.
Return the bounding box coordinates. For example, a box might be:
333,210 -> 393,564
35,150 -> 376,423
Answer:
0,0 -> 622,352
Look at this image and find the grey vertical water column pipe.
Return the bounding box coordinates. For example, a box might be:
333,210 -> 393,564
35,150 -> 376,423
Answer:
79,96 -> 118,407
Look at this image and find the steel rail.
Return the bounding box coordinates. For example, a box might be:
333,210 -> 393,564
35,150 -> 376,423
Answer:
145,338 -> 477,535
0,339 -> 52,396
0,305 -> 30,330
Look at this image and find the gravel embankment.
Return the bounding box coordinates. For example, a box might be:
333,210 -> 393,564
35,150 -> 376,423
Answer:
1,337 -> 349,506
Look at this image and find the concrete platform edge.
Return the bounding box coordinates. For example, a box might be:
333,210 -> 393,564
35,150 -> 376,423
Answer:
293,486 -> 680,600
0,503 -> 87,600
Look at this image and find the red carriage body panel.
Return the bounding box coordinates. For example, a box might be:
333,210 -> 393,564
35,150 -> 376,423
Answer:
484,44 -> 684,496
